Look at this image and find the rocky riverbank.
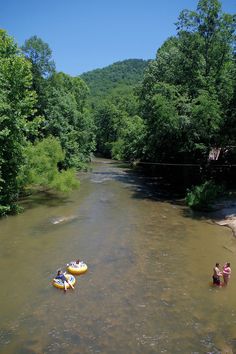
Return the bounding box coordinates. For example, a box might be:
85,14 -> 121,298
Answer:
210,199 -> 236,237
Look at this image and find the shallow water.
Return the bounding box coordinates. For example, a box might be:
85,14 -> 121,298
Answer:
0,159 -> 236,354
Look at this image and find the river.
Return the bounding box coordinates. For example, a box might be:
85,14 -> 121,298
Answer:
0,159 -> 236,354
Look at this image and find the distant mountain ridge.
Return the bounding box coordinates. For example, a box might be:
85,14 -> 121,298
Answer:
80,59 -> 150,99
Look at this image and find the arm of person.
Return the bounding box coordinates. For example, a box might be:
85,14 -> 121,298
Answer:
223,269 -> 231,275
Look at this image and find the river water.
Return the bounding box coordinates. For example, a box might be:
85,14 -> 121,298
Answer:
0,159 -> 236,354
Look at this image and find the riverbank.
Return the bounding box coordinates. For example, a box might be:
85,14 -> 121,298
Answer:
209,197 -> 236,237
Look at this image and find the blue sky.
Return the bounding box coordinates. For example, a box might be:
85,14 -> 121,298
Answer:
1,0 -> 235,76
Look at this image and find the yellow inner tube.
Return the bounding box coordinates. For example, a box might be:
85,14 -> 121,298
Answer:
53,274 -> 76,289
67,262 -> 88,275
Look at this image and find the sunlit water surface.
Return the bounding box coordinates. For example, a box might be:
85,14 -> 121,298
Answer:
0,160 -> 236,354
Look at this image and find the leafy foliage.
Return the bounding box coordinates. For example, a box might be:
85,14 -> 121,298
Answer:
139,0 -> 235,163
185,180 -> 224,210
82,59 -> 149,159
21,36 -> 56,119
43,72 -> 96,168
1,31 -> 94,215
81,59 -> 149,103
19,137 -> 80,192
21,35 -> 55,78
0,30 -> 38,214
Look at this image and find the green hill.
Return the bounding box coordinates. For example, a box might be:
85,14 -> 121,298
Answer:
80,59 -> 150,100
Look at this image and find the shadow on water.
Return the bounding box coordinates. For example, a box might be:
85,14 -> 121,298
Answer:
92,161 -> 186,204
93,160 -> 235,228
20,191 -> 73,211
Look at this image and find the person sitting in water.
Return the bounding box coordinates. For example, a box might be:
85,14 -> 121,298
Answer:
212,262 -> 222,286
54,269 -> 74,291
223,262 -> 231,286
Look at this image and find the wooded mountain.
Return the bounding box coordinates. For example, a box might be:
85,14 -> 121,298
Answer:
80,59 -> 149,159
80,59 -> 149,100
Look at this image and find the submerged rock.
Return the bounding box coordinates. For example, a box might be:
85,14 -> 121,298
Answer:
51,215 -> 76,225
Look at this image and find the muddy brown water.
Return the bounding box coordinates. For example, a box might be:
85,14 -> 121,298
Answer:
0,159 -> 236,354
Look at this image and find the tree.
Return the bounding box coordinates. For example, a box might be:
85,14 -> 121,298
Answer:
189,90 -> 222,154
176,0 -> 236,97
94,101 -> 122,157
21,36 -> 56,118
21,35 -> 55,78
112,115 -> 146,161
0,30 -> 38,214
43,72 -> 95,168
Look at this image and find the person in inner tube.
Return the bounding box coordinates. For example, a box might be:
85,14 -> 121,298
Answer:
212,262 -> 222,286
68,259 -> 82,267
54,269 -> 74,291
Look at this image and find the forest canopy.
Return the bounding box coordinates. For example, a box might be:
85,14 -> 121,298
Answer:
0,31 -> 95,215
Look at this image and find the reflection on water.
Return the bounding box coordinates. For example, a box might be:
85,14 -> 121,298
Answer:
0,159 -> 236,353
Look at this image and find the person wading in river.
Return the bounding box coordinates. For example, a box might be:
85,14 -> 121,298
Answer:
223,262 -> 231,286
212,262 -> 222,286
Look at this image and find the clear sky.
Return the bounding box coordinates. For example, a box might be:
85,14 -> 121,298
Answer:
1,0 -> 235,76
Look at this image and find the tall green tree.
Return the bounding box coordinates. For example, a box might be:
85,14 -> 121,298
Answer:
176,0 -> 236,98
111,114 -> 146,161
44,72 -> 95,168
94,101 -> 122,157
0,30 -> 38,214
21,35 -> 55,79
21,36 -> 56,118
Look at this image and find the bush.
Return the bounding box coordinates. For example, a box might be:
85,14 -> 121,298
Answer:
19,136 -> 80,193
0,205 -> 10,216
50,168 -> 80,193
185,181 -> 224,210
111,139 -> 125,160
0,203 -> 23,216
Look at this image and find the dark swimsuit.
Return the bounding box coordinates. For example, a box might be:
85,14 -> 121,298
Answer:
212,275 -> 220,285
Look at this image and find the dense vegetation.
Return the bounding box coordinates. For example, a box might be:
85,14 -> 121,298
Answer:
81,59 -> 149,159
81,59 -> 149,102
0,32 -> 95,215
185,181 -> 224,210
0,0 -> 235,214
82,0 -> 235,166
83,0 -> 236,207
139,0 -> 236,206
139,1 -> 236,164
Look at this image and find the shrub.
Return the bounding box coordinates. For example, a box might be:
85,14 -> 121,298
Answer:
0,203 -> 23,216
19,136 -> 80,193
185,181 -> 224,210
